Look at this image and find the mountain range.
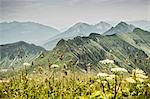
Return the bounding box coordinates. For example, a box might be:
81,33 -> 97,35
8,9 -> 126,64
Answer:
43,22 -> 112,49
0,21 -> 150,75
0,21 -> 60,45
1,20 -> 150,50
43,21 -> 137,49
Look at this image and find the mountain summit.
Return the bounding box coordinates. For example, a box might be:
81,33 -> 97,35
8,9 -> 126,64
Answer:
63,22 -> 94,36
104,21 -> 135,35
94,21 -> 112,33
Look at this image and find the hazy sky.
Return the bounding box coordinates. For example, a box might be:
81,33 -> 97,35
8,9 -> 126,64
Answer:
0,0 -> 150,30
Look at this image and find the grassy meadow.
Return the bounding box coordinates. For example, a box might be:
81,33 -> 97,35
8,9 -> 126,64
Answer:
0,64 -> 150,99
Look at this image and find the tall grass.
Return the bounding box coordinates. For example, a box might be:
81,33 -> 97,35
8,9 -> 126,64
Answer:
0,66 -> 150,99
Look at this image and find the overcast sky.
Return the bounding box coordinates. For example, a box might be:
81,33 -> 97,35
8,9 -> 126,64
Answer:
0,0 -> 150,30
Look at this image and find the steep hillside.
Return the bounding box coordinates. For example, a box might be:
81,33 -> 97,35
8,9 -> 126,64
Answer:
0,41 -> 46,69
118,28 -> 150,56
33,29 -> 150,73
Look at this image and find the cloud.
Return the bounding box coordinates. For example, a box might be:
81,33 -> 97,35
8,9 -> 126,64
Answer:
0,0 -> 149,29
68,0 -> 84,5
1,0 -> 149,8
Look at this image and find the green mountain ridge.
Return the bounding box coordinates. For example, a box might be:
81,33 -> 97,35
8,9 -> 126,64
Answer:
117,28 -> 150,56
0,41 -> 46,69
32,28 -> 150,74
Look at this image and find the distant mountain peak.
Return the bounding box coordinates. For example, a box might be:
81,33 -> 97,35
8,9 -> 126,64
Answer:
100,21 -> 108,23
96,21 -> 110,25
104,21 -> 135,35
115,22 -> 135,29
133,28 -> 145,32
94,21 -> 112,34
44,22 -> 112,49
0,21 -> 60,45
16,41 -> 27,44
72,22 -> 90,28
63,22 -> 92,35
117,21 -> 128,26
74,22 -> 90,26
116,21 -> 135,28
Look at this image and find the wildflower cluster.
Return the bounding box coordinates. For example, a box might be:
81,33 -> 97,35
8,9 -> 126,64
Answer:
111,67 -> 128,73
99,59 -> 114,64
23,63 -> 31,67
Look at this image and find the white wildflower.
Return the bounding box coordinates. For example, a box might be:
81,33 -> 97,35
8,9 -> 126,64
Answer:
126,77 -> 136,83
97,72 -> 108,78
137,84 -> 144,89
23,63 -> 31,66
111,67 -> 128,73
96,79 -> 101,83
132,69 -> 145,75
27,77 -> 32,81
0,69 -> 8,72
0,80 -> 10,83
132,69 -> 148,79
106,74 -> 116,80
136,74 -> 148,79
99,59 -> 114,64
106,77 -> 112,81
137,78 -> 144,83
90,84 -> 94,88
147,83 -> 150,87
102,81 -> 107,84
109,74 -> 116,78
51,64 -> 59,68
